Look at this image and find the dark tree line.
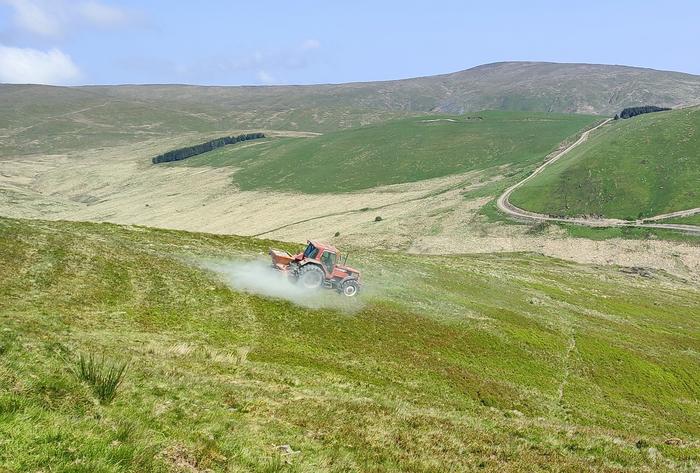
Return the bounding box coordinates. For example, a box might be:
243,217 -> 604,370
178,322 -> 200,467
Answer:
152,133 -> 265,164
614,105 -> 671,120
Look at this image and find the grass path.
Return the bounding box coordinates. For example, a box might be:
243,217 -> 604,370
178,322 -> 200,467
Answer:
556,332 -> 576,419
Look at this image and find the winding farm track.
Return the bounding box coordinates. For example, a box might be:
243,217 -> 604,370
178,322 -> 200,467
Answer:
496,119 -> 700,235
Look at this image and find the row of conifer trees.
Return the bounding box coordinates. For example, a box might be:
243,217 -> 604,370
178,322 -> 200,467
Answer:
152,133 -> 265,164
613,105 -> 670,120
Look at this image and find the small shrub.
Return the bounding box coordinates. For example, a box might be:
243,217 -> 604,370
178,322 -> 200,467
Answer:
334,231 -> 340,237
526,221 -> 549,235
635,439 -> 649,449
73,353 -> 128,404
374,216 -> 383,222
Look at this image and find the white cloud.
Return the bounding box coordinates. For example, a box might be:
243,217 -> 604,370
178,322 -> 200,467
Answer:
77,1 -> 129,27
301,39 -> 321,51
117,38 -> 322,85
2,0 -> 63,37
257,70 -> 276,85
0,0 -> 132,38
0,44 -> 80,84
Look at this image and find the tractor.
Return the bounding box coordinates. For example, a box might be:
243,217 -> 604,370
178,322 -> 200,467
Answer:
269,240 -> 361,296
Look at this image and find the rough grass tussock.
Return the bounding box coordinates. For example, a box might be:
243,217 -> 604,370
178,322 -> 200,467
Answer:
72,352 -> 128,404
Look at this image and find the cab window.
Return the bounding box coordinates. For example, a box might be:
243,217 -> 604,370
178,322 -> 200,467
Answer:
303,243 -> 319,259
321,251 -> 336,272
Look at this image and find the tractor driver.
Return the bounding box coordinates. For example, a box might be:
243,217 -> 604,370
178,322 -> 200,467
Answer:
321,251 -> 335,274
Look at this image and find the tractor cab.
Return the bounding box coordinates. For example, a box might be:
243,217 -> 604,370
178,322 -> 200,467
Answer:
299,241 -> 341,276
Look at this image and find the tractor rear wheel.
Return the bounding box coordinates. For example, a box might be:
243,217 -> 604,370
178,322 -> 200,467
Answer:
340,280 -> 359,297
298,264 -> 324,289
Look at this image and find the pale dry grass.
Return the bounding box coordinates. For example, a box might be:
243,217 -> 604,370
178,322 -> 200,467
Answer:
1,134 -> 699,282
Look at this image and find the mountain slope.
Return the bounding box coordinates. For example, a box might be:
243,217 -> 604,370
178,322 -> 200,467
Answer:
86,61 -> 700,117
1,216 -> 699,471
175,112 -> 599,193
431,61 -> 700,114
509,106 -> 700,220
2,62 -> 700,156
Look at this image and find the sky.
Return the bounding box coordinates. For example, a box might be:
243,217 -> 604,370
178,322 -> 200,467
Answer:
0,0 -> 699,85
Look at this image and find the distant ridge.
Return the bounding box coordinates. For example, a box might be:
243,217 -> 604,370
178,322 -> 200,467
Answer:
2,61 -> 700,154
80,61 -> 700,115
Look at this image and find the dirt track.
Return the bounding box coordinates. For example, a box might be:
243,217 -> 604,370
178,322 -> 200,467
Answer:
496,119 -> 700,235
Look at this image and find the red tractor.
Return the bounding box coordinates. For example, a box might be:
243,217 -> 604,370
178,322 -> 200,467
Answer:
270,240 -> 361,296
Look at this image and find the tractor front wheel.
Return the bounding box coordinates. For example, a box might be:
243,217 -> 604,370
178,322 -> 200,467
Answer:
340,280 -> 360,297
298,264 -> 324,289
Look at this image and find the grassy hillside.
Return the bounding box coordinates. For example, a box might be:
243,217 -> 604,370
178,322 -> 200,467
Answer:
510,107 -> 700,220
0,85 -> 228,156
0,84 -> 408,156
657,214 -> 700,225
3,61 -> 700,156
1,216 -> 698,471
176,112 -> 599,193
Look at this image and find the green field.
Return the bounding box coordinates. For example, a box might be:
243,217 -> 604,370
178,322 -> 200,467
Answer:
510,107 -> 700,220
1,216 -> 698,471
655,214 -> 700,226
557,222 -> 700,242
176,112 -> 599,193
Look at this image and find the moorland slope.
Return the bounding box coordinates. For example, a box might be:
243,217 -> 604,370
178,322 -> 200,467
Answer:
3,61 -> 700,156
1,216 -> 698,471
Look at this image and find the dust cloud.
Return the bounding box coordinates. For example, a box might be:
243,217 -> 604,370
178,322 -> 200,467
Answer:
202,259 -> 363,311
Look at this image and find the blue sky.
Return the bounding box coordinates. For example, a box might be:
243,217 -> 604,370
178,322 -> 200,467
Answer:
1,0 -> 699,85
